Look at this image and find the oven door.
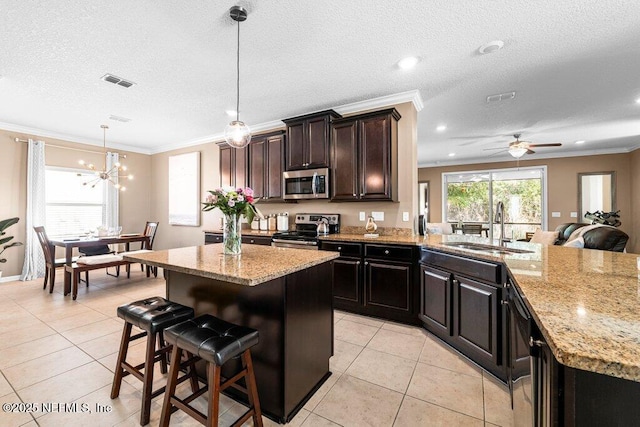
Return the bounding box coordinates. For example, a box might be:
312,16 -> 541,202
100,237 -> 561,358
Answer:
271,239 -> 319,250
282,168 -> 329,200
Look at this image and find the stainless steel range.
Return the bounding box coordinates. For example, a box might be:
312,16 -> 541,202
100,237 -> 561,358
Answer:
271,213 -> 340,250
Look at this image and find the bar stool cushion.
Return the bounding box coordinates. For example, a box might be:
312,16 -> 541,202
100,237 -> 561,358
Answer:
117,296 -> 194,334
164,314 -> 259,366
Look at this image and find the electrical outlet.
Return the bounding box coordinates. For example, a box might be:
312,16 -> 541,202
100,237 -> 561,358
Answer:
570,212 -> 577,218
402,212 -> 409,222
552,212 -> 561,218
371,211 -> 384,221
359,211 -> 365,221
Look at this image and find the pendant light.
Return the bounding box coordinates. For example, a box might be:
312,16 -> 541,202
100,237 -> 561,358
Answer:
224,5 -> 251,149
77,125 -> 133,191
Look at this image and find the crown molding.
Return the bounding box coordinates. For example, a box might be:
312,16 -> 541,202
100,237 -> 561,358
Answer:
0,121 -> 151,155
333,89 -> 424,115
418,147 -> 632,168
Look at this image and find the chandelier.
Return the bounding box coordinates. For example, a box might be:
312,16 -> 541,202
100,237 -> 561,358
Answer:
77,125 -> 133,191
224,5 -> 251,149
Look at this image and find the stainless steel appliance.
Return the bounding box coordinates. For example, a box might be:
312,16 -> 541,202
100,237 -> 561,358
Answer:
282,168 -> 330,200
271,213 -> 340,250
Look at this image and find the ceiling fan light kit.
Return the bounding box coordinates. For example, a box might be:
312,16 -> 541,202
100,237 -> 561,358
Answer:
224,5 -> 252,149
508,146 -> 528,158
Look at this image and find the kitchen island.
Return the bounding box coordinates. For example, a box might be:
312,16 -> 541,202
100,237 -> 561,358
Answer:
124,244 -> 339,424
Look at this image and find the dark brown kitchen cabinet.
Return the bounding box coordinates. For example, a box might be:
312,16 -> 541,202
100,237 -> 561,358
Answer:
219,143 -> 247,189
321,241 -> 418,325
205,232 -> 272,246
283,110 -> 341,170
248,132 -> 285,201
331,108 -> 401,201
419,265 -> 452,336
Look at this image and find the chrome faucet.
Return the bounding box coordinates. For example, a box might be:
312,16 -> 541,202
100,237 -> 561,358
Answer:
494,201 -> 508,246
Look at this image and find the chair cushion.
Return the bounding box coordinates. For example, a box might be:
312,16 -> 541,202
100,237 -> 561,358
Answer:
529,229 -> 559,245
77,254 -> 123,265
117,296 -> 194,334
164,314 -> 259,366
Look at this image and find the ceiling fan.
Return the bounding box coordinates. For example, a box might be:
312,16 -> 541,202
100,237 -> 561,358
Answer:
484,134 -> 562,158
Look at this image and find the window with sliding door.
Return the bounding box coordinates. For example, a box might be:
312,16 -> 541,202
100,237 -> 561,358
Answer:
443,166 -> 546,240
45,167 -> 106,237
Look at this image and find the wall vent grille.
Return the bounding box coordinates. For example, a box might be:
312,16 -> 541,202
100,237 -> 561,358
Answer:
486,91 -> 516,103
100,73 -> 136,88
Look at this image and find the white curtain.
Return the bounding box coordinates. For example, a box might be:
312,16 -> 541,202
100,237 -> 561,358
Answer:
105,152 -> 119,230
20,140 -> 46,281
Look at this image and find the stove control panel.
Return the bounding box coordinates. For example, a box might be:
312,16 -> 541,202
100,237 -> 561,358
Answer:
295,213 -> 340,225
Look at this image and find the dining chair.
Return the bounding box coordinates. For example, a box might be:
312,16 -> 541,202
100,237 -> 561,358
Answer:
34,226 -> 86,293
462,224 -> 483,235
125,221 -> 159,278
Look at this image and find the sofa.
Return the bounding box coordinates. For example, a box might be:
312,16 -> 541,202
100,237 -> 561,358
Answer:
555,223 -> 629,252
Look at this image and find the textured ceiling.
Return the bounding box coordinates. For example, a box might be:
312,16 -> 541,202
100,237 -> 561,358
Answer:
1,0 -> 639,166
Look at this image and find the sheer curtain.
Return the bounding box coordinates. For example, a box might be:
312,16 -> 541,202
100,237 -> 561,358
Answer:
105,152 -> 119,231
21,139 -> 46,281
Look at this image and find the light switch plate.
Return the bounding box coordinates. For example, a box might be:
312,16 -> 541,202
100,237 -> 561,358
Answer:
552,211 -> 561,218
372,211 -> 384,221
570,212 -> 577,218
402,212 -> 409,222
359,211 -> 366,221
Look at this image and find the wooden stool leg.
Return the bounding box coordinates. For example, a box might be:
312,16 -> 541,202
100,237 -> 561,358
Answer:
140,330 -> 157,425
72,271 -> 79,300
207,362 -> 221,427
43,266 -> 49,290
111,322 -> 132,399
186,351 -> 200,393
49,266 -> 56,293
242,350 -> 263,427
158,331 -> 168,374
159,346 -> 183,427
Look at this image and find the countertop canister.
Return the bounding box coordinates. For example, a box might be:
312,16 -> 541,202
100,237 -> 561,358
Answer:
277,212 -> 289,231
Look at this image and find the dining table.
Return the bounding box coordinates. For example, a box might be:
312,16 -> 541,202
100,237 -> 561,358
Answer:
49,234 -> 151,296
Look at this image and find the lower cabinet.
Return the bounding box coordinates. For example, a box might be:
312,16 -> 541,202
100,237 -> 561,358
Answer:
419,249 -> 506,381
321,241 -> 418,325
204,232 -> 272,246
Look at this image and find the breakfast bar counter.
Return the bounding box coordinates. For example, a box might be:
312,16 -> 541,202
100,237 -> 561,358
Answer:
124,245 -> 339,424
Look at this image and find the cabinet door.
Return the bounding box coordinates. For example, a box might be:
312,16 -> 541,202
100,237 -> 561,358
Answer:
286,122 -> 305,170
331,121 -> 359,200
219,145 -> 233,188
364,260 -> 411,313
419,265 -> 452,336
359,114 -> 391,200
332,257 -> 361,304
307,115 -> 329,168
248,137 -> 266,198
453,275 -> 500,366
265,135 -> 284,200
234,146 -> 248,189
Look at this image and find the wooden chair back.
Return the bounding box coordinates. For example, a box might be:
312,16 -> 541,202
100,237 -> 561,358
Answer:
33,226 -> 55,266
143,222 -> 159,249
462,224 -> 483,235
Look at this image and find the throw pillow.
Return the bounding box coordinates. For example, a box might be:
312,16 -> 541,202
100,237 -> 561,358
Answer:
563,236 -> 584,248
529,229 -> 559,245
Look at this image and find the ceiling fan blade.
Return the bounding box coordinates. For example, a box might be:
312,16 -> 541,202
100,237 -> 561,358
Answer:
528,143 -> 562,147
483,147 -> 507,151
526,149 -> 535,154
488,149 -> 509,157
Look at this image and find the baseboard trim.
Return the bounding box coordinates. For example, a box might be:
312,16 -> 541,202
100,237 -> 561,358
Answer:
0,274 -> 21,283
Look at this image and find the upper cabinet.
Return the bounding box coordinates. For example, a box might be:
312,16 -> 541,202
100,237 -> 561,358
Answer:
219,143 -> 248,189
248,132 -> 285,201
283,110 -> 341,170
331,108 -> 401,201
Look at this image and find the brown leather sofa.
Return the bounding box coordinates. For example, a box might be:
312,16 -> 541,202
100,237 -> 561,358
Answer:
555,223 -> 628,252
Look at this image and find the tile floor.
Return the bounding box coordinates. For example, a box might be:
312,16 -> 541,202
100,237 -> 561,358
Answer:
0,270 -> 513,426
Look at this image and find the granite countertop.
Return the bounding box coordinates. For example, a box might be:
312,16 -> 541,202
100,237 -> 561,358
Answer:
123,244 -> 338,286
421,234 -> 640,383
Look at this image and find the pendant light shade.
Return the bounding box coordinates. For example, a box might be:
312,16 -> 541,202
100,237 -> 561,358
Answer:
224,6 -> 251,149
508,146 -> 528,158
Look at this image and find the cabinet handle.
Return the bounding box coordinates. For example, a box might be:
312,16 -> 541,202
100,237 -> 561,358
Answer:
500,300 -> 508,305
356,261 -> 360,265
264,196 -> 268,200
337,246 -> 342,251
384,250 -> 390,255
360,193 -> 364,196
364,261 -> 369,265
352,193 -> 356,197
529,337 -> 546,348
250,239 -> 255,243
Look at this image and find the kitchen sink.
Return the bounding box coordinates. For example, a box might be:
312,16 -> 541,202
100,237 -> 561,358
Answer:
442,241 -> 534,255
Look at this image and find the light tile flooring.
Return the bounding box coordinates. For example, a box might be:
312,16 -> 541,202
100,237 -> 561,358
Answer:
0,270 -> 513,426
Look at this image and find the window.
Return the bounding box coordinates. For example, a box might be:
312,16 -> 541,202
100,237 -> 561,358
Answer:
45,167 -> 106,236
443,166 -> 546,240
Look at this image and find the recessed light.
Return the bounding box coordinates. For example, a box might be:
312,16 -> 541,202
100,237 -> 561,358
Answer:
436,125 -> 447,132
397,56 -> 420,70
448,153 -> 456,157
225,110 -> 237,117
478,40 -> 504,55
575,140 -> 585,144
636,98 -> 640,104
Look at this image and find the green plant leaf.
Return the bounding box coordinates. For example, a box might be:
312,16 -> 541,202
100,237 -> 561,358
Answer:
3,242 -> 23,249
0,236 -> 13,246
0,217 -> 19,233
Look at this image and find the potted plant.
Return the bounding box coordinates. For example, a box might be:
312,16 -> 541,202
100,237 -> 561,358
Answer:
0,217 -> 23,279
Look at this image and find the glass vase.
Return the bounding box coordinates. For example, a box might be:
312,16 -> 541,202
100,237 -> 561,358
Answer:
223,213 -> 242,255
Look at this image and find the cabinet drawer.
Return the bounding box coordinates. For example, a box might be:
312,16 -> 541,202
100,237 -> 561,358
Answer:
204,233 -> 223,244
320,241 -> 362,257
241,235 -> 272,246
420,249 -> 503,284
365,244 -> 413,261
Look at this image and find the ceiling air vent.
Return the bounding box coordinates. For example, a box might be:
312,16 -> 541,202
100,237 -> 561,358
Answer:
486,91 -> 516,103
100,73 -> 136,88
109,114 -> 132,123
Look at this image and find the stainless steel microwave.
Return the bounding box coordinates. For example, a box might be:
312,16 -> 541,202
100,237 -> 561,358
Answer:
282,168 -> 330,200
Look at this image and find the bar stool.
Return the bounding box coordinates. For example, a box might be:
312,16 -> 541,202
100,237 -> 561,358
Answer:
159,314 -> 263,427
111,296 -> 198,426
